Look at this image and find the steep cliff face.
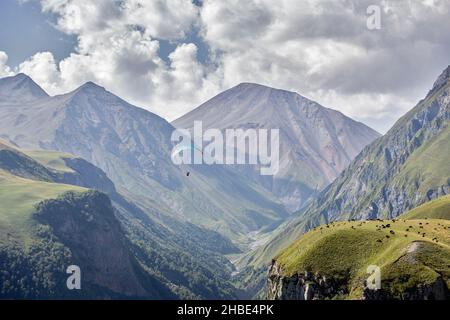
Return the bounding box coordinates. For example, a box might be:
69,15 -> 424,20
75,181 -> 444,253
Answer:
363,278 -> 449,300
34,191 -> 173,299
267,261 -> 347,300
0,189 -> 173,299
300,66 -> 450,223
267,262 -> 449,300
59,157 -> 117,194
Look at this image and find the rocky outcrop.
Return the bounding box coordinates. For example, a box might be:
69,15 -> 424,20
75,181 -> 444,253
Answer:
59,157 -> 116,194
266,261 -> 346,300
267,260 -> 450,300
0,189 -> 174,299
363,277 -> 449,300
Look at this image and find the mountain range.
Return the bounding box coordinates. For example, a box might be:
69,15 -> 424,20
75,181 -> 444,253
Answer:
0,65 -> 448,300
0,72 -> 377,299
0,74 -> 292,244
0,73 -> 378,249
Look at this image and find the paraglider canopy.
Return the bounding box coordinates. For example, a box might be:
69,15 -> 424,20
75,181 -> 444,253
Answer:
171,142 -> 202,177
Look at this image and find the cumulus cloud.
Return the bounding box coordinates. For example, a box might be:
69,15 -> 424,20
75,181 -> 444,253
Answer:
0,52 -> 13,77
40,0 -> 198,39
199,0 -> 450,131
2,0 -> 450,132
19,51 -> 61,93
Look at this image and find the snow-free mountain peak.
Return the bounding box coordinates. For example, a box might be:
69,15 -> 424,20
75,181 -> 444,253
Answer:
173,82 -> 380,211
65,80 -> 109,100
232,82 -> 309,97
430,65 -> 450,95
0,73 -> 49,103
61,79 -> 171,128
11,73 -> 28,80
233,82 -> 293,93
76,81 -> 106,92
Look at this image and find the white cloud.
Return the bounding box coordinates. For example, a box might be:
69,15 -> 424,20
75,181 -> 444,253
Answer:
0,52 -> 13,77
41,0 -> 199,40
122,0 -> 200,39
18,51 -> 61,93
199,0 -> 450,131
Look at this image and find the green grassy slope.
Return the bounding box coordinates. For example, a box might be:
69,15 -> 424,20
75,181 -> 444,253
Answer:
0,140 -> 85,244
23,150 -> 76,173
0,170 -> 85,244
274,198 -> 450,299
402,195 -> 450,220
0,142 -> 178,299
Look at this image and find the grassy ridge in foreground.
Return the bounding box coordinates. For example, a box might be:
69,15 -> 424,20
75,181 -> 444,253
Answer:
0,170 -> 86,245
274,196 -> 450,299
276,219 -> 450,298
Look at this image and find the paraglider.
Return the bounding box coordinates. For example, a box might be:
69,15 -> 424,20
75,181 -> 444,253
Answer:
171,143 -> 203,177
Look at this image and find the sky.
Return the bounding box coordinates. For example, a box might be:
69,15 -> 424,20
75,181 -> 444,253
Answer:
0,0 -> 449,133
